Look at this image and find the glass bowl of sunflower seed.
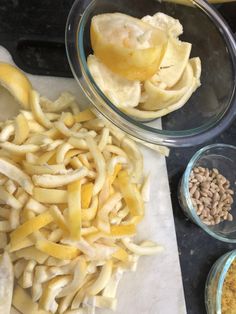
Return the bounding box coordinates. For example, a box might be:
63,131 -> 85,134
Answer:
178,143 -> 236,242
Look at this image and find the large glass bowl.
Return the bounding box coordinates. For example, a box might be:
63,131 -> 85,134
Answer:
205,249 -> 236,314
65,0 -> 236,147
178,144 -> 236,242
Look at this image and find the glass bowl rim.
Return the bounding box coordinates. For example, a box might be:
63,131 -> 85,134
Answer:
65,0 -> 236,147
183,143 -> 236,243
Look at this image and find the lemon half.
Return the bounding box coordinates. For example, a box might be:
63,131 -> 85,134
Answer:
90,13 -> 167,81
142,12 -> 183,38
123,57 -> 201,119
0,63 -> 32,109
140,61 -> 194,111
156,38 -> 192,88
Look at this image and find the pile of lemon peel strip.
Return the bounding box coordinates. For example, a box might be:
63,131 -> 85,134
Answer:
0,63 -> 163,314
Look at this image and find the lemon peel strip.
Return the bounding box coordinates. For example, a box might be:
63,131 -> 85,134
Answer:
0,157 -> 33,194
32,168 -> 88,188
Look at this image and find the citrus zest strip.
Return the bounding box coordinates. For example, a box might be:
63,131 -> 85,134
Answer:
10,211 -> 53,245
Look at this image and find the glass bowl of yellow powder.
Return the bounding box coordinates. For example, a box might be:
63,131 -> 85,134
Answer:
205,249 -> 236,314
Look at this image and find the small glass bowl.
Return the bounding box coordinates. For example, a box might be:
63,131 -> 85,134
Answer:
65,0 -> 236,147
205,249 -> 236,313
178,143 -> 236,242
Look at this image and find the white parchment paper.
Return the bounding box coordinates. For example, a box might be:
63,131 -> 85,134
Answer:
0,46 -> 186,314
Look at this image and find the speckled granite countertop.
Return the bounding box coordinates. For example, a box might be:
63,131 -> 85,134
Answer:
0,1 -> 235,313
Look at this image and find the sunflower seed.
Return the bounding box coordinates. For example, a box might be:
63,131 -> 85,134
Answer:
227,213 -> 233,221
189,166 -> 234,226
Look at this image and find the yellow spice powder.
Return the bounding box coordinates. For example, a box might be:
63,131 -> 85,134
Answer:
222,259 -> 236,314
